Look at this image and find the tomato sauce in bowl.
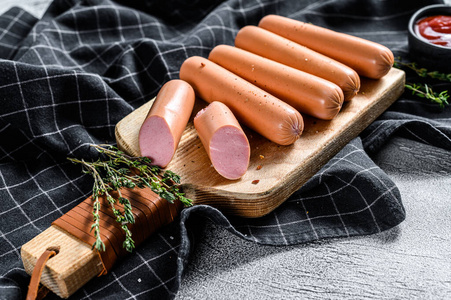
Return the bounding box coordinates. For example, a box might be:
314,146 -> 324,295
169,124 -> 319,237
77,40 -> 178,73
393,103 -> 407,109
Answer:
408,5 -> 451,73
415,15 -> 451,47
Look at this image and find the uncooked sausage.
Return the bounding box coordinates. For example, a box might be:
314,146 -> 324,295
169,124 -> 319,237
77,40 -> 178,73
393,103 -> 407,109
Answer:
234,25 -> 360,101
259,15 -> 394,79
179,56 -> 303,145
208,45 -> 344,120
138,79 -> 195,167
194,101 -> 250,180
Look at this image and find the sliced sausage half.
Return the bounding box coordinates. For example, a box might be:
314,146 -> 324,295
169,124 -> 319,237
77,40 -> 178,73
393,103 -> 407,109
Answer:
138,79 -> 195,167
194,101 -> 250,180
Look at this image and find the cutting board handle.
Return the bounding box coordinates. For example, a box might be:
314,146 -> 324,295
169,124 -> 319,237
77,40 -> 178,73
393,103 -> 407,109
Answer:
21,188 -> 181,298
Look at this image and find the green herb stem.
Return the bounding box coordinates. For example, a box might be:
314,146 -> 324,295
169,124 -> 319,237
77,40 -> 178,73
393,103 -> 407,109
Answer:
394,58 -> 450,108
68,144 -> 193,253
394,59 -> 451,82
405,83 -> 449,109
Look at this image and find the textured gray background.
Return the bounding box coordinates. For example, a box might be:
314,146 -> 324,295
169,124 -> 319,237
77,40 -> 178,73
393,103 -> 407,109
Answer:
4,1 -> 451,299
176,136 -> 451,299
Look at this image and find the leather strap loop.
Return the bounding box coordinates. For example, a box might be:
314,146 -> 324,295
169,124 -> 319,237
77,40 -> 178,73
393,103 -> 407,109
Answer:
26,249 -> 57,300
51,188 -> 182,275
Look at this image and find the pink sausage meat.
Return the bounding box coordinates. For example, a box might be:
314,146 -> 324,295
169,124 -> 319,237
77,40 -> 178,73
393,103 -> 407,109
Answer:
194,101 -> 250,180
138,79 -> 195,167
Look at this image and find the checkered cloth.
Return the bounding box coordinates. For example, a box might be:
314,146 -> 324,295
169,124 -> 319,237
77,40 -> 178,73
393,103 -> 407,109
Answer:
1,0 -> 450,299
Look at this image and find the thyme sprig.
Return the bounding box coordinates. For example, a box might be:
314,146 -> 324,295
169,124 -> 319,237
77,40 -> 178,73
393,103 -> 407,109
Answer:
68,144 -> 193,253
405,83 -> 449,109
394,58 -> 450,108
394,60 -> 451,82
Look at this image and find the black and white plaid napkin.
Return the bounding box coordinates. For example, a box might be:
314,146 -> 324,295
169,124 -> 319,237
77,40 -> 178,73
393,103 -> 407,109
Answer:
0,0 -> 449,299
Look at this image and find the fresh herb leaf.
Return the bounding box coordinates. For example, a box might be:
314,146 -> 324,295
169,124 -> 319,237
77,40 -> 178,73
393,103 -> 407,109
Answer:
394,58 -> 450,108
405,83 -> 449,109
68,144 -> 193,253
394,59 -> 451,82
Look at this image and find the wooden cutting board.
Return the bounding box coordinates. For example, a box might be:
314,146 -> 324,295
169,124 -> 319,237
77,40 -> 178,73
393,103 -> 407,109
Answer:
20,68 -> 405,299
116,67 -> 405,218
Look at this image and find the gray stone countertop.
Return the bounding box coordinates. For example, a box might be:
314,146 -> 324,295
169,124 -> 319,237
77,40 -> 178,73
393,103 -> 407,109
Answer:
175,136 -> 451,300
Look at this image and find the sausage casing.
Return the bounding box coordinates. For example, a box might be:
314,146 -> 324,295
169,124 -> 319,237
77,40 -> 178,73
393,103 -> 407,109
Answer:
209,45 -> 344,120
194,101 -> 250,180
179,56 -> 303,145
259,15 -> 394,79
138,79 -> 195,167
234,25 -> 360,101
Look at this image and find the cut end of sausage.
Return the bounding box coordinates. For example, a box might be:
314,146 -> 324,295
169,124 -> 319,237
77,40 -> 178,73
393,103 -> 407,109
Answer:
209,126 -> 250,180
194,101 -> 250,180
138,115 -> 175,168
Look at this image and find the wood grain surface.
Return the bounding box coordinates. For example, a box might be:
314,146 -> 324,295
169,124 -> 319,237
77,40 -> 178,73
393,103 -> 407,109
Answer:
21,226 -> 103,298
116,68 -> 405,218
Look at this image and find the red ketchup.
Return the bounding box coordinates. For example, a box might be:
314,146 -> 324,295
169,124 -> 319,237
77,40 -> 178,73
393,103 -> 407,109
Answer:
415,15 -> 451,47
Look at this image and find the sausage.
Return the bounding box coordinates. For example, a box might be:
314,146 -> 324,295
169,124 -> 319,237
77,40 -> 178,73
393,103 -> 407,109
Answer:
234,25 -> 360,101
208,45 -> 344,120
138,79 -> 195,167
259,15 -> 394,79
194,101 -> 250,180
179,56 -> 303,146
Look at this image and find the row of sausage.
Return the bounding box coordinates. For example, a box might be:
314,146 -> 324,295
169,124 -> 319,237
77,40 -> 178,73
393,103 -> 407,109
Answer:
138,14 -> 395,180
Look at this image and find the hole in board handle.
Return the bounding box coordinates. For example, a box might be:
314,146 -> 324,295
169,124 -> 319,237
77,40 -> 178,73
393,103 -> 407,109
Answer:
46,246 -> 60,256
